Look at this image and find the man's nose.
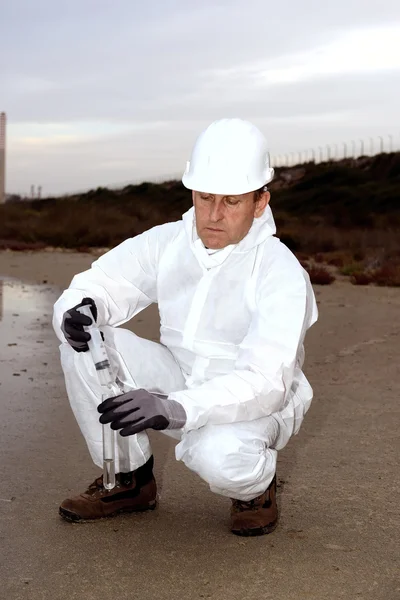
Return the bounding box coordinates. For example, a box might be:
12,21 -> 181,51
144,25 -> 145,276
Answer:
209,201 -> 224,222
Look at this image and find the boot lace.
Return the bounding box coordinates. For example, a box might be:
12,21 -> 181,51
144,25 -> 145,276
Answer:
86,476 -> 104,495
232,497 -> 260,512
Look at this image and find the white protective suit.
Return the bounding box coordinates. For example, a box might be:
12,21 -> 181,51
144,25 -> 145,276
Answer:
53,205 -> 318,501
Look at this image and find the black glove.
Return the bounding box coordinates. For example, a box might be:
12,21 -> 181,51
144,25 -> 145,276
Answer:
98,388 -> 187,437
61,297 -> 97,352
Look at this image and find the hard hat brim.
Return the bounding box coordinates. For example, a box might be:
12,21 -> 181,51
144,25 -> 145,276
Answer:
182,168 -> 274,195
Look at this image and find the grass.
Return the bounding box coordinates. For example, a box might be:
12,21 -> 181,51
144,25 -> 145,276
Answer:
340,263 -> 364,276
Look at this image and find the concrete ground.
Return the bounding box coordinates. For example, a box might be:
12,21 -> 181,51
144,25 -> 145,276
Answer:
0,255 -> 399,600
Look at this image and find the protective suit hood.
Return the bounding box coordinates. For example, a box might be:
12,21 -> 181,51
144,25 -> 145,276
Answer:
182,205 -> 277,269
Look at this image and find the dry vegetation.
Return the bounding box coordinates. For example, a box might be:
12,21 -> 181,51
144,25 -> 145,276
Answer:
299,262 -> 336,285
2,153 -> 400,286
348,259 -> 400,287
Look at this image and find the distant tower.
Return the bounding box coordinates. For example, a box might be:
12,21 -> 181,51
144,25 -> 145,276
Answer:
0,112 -> 5,204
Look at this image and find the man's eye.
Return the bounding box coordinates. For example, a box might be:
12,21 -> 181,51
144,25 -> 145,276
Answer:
226,199 -> 239,206
200,195 -> 211,201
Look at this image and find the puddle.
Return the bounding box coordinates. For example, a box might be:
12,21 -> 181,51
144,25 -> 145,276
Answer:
0,279 -> 68,518
0,277 -> 60,367
0,276 -> 57,326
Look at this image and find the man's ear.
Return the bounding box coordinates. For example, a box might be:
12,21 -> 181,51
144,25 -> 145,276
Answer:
254,191 -> 270,218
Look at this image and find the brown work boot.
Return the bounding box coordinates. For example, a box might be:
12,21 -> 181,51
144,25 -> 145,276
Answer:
230,475 -> 278,536
59,456 -> 157,522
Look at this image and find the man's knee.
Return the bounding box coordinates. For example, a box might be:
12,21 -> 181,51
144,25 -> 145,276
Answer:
176,426 -> 276,499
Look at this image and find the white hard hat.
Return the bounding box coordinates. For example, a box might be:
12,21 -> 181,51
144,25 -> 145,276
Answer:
182,118 -> 274,195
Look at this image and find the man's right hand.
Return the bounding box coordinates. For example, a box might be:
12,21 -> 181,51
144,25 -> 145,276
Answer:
61,297 -> 97,352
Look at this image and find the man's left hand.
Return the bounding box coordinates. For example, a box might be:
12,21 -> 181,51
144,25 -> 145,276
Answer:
98,389 -> 186,436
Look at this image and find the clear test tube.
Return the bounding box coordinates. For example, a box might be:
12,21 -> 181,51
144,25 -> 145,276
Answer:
101,392 -> 116,491
77,305 -> 116,491
99,377 -> 122,490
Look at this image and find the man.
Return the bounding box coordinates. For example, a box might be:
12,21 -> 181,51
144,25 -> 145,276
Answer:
53,118 -> 318,536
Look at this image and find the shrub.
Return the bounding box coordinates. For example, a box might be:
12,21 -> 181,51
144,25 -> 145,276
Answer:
0,239 -> 47,251
351,272 -> 373,285
327,255 -> 345,267
317,251 -> 355,268
372,263 -> 400,287
304,264 -> 335,285
350,260 -> 400,286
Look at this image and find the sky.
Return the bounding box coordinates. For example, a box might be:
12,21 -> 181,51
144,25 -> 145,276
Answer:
2,0 -> 400,196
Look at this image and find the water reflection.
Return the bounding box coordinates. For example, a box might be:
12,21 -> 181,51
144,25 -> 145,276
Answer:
0,277 -> 55,326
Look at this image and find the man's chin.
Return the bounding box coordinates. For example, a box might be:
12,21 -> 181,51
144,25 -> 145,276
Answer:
197,227 -> 231,249
200,236 -> 228,250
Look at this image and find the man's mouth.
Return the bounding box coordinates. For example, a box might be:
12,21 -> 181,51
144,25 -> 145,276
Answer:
206,227 -> 224,232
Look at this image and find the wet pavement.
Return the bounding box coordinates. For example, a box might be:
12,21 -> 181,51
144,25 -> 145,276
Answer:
0,277 -> 399,600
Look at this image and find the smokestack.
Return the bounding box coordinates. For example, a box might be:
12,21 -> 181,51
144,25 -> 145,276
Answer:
0,112 -> 5,204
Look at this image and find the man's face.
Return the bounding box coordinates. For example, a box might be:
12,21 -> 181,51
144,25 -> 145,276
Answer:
192,189 -> 270,249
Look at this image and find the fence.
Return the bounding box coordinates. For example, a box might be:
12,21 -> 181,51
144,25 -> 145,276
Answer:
271,133 -> 398,168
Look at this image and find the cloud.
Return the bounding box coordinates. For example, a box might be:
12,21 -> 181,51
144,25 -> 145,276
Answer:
2,0 -> 400,193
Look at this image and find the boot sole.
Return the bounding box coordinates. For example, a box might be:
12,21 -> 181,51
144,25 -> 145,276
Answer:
59,500 -> 157,523
231,520 -> 278,537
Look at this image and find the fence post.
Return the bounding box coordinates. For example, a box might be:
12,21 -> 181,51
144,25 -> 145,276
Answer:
326,145 -> 331,161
